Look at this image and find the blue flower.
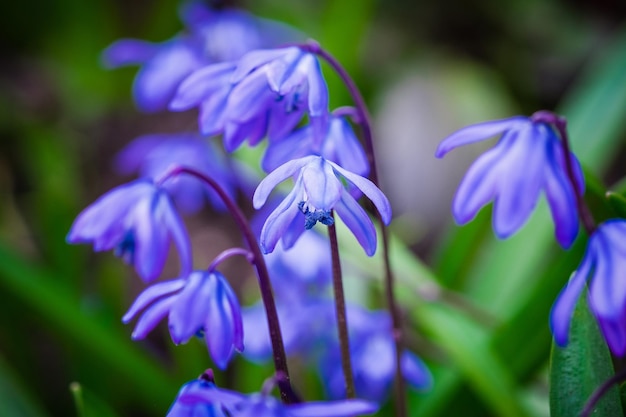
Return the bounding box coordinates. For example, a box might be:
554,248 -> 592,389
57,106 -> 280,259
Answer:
320,306 -> 432,402
123,270 -> 244,369
113,133 -> 237,213
170,46 -> 326,152
551,220 -> 626,356
262,113 -> 369,176
67,180 -> 191,282
102,4 -> 299,112
177,383 -> 378,417
168,378 -> 226,417
435,116 -> 584,249
253,156 -> 391,256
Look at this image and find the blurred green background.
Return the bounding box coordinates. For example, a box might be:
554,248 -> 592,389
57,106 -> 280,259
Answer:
1,0 -> 626,416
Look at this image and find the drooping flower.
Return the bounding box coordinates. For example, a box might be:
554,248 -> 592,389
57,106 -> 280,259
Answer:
123,269 -> 244,369
320,306 -> 432,402
177,382 -> 379,417
551,220 -> 626,356
102,4 -> 299,112
262,112 -> 369,176
67,180 -> 191,282
253,155 -> 391,255
170,45 -> 327,152
113,133 -> 236,213
435,115 -> 584,249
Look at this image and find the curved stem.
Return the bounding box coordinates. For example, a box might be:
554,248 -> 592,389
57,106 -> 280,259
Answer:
157,166 -> 297,404
306,41 -> 407,415
328,214 -> 356,398
579,368 -> 626,417
207,248 -> 254,273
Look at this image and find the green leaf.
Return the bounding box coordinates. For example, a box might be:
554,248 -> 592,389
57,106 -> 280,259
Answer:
606,191 -> 626,219
549,294 -> 622,417
0,354 -> 50,417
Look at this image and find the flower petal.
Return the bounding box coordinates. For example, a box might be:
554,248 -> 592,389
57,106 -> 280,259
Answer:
231,48 -> 288,83
259,182 -> 303,254
301,158 -> 343,210
101,39 -> 158,68
401,350 -> 433,390
122,279 -> 185,323
131,296 -> 177,340
170,62 -> 235,111
253,156 -> 316,209
168,272 -> 212,344
435,116 -> 528,158
289,399 -> 379,417
335,191 -> 377,256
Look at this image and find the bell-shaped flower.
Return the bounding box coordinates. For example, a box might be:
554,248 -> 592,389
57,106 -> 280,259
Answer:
320,306 -> 432,402
103,4 -> 299,112
67,180 -> 191,282
435,116 -> 584,249
123,270 -> 244,369
253,155 -> 391,256
551,220 -> 626,356
114,133 -> 237,213
262,113 -> 369,176
177,383 -> 378,417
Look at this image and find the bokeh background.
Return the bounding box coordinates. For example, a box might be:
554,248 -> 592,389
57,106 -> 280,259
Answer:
1,0 -> 626,416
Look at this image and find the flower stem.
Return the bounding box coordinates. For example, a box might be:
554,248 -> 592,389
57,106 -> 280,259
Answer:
207,248 -> 254,272
157,166 -> 297,404
328,213 -> 356,399
308,41 -> 407,415
531,110 -> 596,235
579,368 -> 626,417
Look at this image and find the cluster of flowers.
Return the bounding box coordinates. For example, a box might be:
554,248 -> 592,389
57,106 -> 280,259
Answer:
437,111 -> 626,357
68,2 -> 432,416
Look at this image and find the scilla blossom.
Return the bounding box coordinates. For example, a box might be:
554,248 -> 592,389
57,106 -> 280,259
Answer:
253,155 -> 391,256
436,116 -> 584,249
123,270 -> 244,369
67,180 -> 191,282
551,220 -> 626,356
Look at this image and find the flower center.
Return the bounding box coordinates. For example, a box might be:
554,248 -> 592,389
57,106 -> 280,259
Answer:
298,201 -> 334,229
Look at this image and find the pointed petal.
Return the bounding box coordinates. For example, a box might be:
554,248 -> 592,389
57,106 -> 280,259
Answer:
595,314 -> 626,356
304,55 -> 328,118
435,116 -> 528,158
132,196 -> 169,282
131,296 -> 177,340
159,193 -> 193,276
101,39 -> 158,68
253,156 -> 315,208
588,232 -> 626,317
329,161 -> 392,224
170,62 -> 235,111
205,274 -> 241,369
324,117 -> 369,176
168,271 -> 212,344
261,126 -> 312,173
301,158 -> 343,210
289,400 -> 379,417
335,191 -> 377,256
226,70 -> 274,123
179,387 -> 244,409
231,48 -> 288,83
401,351 -> 433,390
113,135 -> 164,176
259,184 -> 302,254
550,254 -> 593,346
122,279 -> 185,322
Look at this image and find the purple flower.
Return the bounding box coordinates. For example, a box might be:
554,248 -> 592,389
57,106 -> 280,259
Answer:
253,156 -> 391,255
262,113 -> 369,176
178,383 -> 378,417
113,133 -> 237,213
170,47 -> 323,152
67,180 -> 191,282
321,306 -> 432,402
435,116 -> 584,249
123,270 -> 244,369
168,379 -> 226,417
551,220 -> 626,356
103,5 -> 299,112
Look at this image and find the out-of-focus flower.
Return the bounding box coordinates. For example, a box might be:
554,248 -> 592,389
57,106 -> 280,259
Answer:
551,220 -> 626,356
102,4 -> 299,112
253,155 -> 391,255
123,270 -> 243,369
320,306 -> 432,402
114,133 -> 236,213
178,383 -> 379,417
435,116 -> 584,249
168,378 -> 226,417
67,180 -> 191,282
262,113 -> 369,176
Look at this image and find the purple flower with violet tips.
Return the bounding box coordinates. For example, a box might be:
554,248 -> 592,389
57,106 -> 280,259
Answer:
177,383 -> 379,417
67,180 -> 191,282
262,113 -> 369,176
435,115 -> 584,249
123,270 -> 244,369
114,133 -> 236,213
551,220 -> 626,356
253,155 -> 391,256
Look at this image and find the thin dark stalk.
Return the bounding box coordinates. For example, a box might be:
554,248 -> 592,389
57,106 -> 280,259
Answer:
579,368 -> 626,417
307,41 -> 407,416
328,213 -> 356,398
207,247 -> 254,272
157,166 -> 297,403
